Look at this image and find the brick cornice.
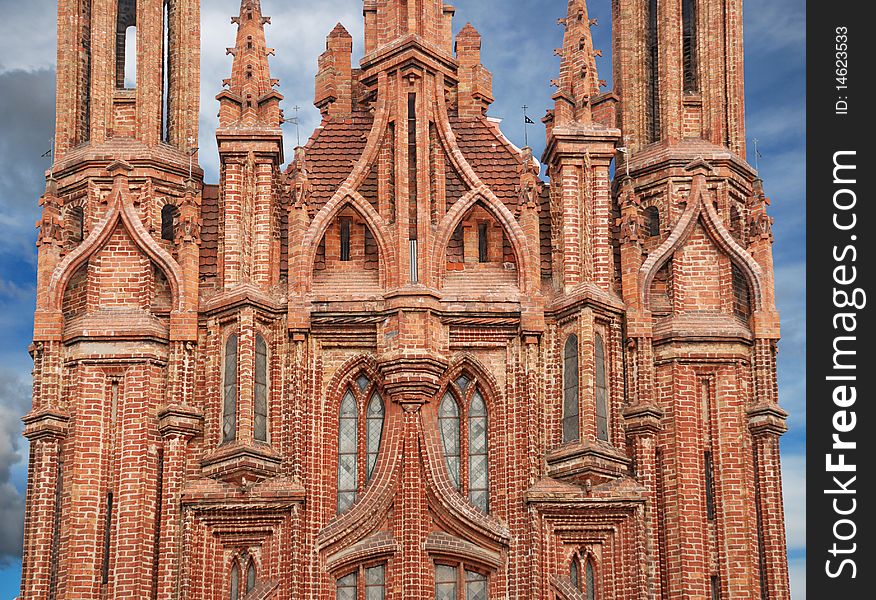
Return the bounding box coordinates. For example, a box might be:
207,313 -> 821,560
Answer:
22,408 -> 71,441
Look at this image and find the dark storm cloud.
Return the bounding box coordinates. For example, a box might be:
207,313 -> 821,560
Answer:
0,68 -> 56,263
0,370 -> 30,563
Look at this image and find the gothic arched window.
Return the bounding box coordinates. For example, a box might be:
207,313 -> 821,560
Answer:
116,0 -> 138,89
223,334 -> 238,443
161,204 -> 178,242
246,559 -> 256,594
337,375 -> 385,514
585,558 -> 596,600
230,560 -> 240,600
570,555 -> 581,591
594,334 -> 609,442
439,377 -> 490,513
563,335 -> 580,443
645,206 -> 661,237
254,334 -> 268,442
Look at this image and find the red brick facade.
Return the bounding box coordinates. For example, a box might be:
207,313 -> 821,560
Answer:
22,0 -> 790,598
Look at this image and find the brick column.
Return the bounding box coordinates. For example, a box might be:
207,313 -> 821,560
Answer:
155,405 -> 203,600
20,410 -> 70,600
623,404 -> 663,600
748,405 -> 790,600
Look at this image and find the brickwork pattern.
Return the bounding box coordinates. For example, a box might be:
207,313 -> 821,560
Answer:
23,0 -> 790,599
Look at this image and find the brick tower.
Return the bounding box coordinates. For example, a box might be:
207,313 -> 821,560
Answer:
21,0 -> 790,598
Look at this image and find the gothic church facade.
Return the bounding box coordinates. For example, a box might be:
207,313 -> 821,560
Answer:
21,0 -> 790,598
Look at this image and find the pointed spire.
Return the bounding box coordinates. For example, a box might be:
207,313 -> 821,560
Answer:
217,0 -> 283,128
552,0 -> 602,126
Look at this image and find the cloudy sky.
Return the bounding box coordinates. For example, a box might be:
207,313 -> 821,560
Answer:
0,0 -> 805,597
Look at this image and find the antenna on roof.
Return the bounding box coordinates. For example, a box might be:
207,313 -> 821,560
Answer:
283,105 -> 302,146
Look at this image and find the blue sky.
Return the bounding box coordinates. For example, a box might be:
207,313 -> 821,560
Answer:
0,0 -> 806,597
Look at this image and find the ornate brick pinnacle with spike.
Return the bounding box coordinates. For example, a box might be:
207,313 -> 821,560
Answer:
22,0 -> 790,598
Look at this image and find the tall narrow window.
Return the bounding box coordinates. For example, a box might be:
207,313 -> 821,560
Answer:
645,206 -> 661,237
704,451 -> 716,520
246,560 -> 256,594
336,571 -> 357,600
365,564 -> 386,600
162,0 -> 171,142
366,393 -> 385,481
254,335 -> 268,442
439,393 -> 461,490
340,219 -> 352,261
563,335 -> 580,443
101,492 -> 113,584
570,557 -> 581,590
223,335 -> 238,443
646,0 -> 660,142
732,264 -> 751,320
585,559 -> 596,600
230,561 -> 239,600
435,565 -> 458,600
468,390 -> 489,512
161,204 -> 178,242
682,0 -> 699,93
408,93 -> 419,282
69,206 -> 85,244
116,0 -> 137,89
594,334 -> 609,442
477,223 -> 488,263
338,391 -> 359,513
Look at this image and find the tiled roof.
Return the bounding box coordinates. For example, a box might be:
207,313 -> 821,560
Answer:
200,184 -> 220,278
294,113 -> 374,212
449,117 -> 523,210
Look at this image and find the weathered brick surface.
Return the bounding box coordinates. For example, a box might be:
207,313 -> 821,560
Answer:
23,0 -> 789,599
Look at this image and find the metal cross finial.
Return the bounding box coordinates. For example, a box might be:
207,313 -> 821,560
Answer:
522,105 -> 531,148
752,138 -> 762,171
291,105 -> 301,146
187,137 -> 199,182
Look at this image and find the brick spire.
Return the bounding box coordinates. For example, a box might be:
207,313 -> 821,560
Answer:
217,0 -> 283,128
552,0 -> 602,126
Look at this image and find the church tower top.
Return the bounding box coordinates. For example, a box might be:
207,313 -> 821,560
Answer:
217,0 -> 284,129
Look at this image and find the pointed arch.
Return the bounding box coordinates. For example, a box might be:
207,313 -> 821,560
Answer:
431,189 -> 534,292
639,174 -> 765,313
316,356 -> 401,553
299,191 -> 395,292
420,355 -> 510,547
48,185 -> 186,313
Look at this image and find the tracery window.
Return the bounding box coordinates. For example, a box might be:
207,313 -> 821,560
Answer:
438,376 -> 490,513
336,563 -> 386,600
223,334 -> 238,443
337,375 -> 385,513
229,555 -> 257,599
562,335 -> 580,443
568,552 -> 598,600
435,563 -> 488,600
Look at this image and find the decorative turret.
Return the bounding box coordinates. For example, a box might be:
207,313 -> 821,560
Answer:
455,24 -> 493,118
315,24 -> 354,118
216,0 -> 285,291
552,0 -> 602,126
217,0 -> 284,129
